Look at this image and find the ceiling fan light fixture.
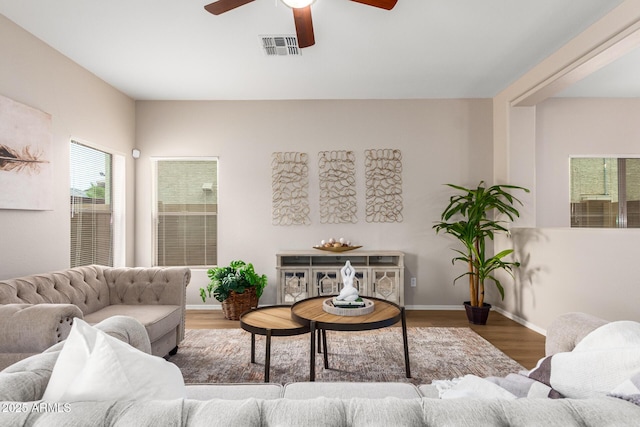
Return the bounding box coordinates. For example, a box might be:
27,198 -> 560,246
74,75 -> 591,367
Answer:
280,0 -> 315,8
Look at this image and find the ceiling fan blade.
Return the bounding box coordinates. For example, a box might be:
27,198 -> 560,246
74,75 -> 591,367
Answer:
350,0 -> 397,10
204,0 -> 255,15
293,6 -> 315,48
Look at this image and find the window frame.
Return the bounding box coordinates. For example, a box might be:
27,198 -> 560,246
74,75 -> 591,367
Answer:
569,155 -> 640,229
151,156 -> 219,267
69,139 -> 125,267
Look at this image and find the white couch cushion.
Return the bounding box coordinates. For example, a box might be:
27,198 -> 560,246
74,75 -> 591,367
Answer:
185,383 -> 283,400
283,381 -> 422,399
42,318 -> 185,401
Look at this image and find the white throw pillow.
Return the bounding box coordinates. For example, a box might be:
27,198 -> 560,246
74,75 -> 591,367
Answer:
43,318 -> 186,401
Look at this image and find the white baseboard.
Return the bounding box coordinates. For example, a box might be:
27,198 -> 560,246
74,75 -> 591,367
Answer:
187,304 -> 221,310
405,305 -> 465,311
493,306 -> 547,336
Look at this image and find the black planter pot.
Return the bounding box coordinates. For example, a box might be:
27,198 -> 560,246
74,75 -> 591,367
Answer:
464,301 -> 492,325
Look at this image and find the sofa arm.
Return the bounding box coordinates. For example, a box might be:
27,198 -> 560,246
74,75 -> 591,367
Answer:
104,267 -> 191,306
545,312 -> 609,356
91,315 -> 152,354
0,304 -> 83,353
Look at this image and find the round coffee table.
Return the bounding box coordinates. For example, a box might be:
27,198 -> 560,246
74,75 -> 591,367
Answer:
239,305 -> 309,382
291,296 -> 411,381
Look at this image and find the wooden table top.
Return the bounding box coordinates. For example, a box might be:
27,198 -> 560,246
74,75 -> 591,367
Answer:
240,306 -> 308,336
291,296 -> 402,330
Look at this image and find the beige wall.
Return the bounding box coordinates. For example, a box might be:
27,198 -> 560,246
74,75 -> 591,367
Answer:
489,98 -> 640,331
536,98 -> 640,227
134,99 -> 494,308
491,0 -> 640,331
0,15 -> 136,278
4,2 -> 639,333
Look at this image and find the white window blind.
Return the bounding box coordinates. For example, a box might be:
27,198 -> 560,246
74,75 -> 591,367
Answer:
154,159 -> 218,267
70,141 -> 113,267
570,157 -> 640,228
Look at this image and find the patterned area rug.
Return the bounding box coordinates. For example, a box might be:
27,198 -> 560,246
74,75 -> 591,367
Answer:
170,327 -> 525,385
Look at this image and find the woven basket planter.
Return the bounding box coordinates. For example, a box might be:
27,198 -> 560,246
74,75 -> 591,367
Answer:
221,288 -> 259,320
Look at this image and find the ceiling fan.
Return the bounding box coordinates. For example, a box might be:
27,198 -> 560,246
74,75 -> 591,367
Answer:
204,0 -> 398,48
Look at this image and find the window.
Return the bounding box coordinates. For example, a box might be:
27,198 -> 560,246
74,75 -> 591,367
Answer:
153,158 -> 218,266
70,141 -> 113,267
570,157 -> 640,228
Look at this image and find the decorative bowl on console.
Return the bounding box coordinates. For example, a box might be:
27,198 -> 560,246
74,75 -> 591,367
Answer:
313,237 -> 361,252
313,245 -> 362,252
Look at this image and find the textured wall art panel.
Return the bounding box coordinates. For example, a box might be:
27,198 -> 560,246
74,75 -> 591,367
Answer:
365,149 -> 403,223
0,94 -> 53,210
318,150 -> 357,224
271,152 -> 310,225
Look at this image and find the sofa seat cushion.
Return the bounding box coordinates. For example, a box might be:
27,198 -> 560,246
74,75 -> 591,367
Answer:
260,397 -> 348,426
421,396 -> 640,426
0,399 -> 264,427
283,382 -> 422,399
186,383 -> 284,400
83,305 -> 180,343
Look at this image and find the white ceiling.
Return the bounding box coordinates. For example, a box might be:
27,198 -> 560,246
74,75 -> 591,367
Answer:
1,0 -> 637,101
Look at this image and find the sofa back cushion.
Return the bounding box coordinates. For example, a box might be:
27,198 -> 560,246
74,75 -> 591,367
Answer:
0,266 -> 110,315
104,267 -> 188,306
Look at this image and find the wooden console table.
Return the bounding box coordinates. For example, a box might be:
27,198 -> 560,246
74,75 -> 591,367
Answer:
276,250 -> 405,305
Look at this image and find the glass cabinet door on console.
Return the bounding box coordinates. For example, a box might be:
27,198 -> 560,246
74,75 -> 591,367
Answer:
312,268 -> 368,298
276,251 -> 404,305
280,270 -> 310,304
371,268 -> 401,304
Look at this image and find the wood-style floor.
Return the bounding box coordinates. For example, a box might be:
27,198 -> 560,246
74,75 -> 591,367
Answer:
186,309 -> 546,369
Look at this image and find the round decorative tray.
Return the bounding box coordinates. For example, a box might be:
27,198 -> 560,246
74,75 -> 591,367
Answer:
322,298 -> 374,316
312,245 -> 362,252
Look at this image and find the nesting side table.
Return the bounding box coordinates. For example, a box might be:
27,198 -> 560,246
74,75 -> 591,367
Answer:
291,296 -> 411,381
239,305 -> 309,382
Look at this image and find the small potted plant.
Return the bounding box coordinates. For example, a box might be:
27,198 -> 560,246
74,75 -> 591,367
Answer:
433,181 -> 529,324
200,260 -> 267,320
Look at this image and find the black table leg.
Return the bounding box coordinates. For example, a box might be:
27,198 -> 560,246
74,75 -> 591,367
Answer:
250,333 -> 256,364
322,329 -> 329,369
310,321 -> 316,382
401,307 -> 411,378
265,329 -> 272,383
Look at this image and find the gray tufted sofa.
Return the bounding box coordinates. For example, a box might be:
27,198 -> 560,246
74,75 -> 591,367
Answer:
0,265 -> 191,369
1,313 -> 639,426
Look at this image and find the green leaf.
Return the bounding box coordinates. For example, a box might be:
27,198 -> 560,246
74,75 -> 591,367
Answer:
201,260 -> 268,302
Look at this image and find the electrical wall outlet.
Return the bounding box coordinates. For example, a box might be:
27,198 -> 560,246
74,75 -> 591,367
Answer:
410,277 -> 417,287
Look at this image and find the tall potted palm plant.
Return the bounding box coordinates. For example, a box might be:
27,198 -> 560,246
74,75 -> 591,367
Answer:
433,181 -> 529,324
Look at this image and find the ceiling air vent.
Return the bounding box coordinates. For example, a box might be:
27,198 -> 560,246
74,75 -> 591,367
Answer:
259,35 -> 302,56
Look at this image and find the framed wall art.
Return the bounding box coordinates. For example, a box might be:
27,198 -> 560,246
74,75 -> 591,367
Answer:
365,148 -> 403,222
0,94 -> 53,210
318,150 -> 357,224
271,151 -> 310,225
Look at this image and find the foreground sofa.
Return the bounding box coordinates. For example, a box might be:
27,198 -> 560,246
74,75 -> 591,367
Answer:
1,312 -> 639,426
0,265 -> 190,368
